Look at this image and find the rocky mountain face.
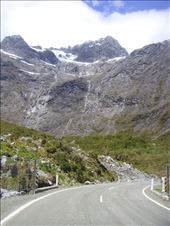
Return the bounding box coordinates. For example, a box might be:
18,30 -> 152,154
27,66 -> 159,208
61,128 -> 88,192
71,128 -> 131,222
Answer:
57,36 -> 128,62
1,35 -> 58,64
1,35 -> 170,137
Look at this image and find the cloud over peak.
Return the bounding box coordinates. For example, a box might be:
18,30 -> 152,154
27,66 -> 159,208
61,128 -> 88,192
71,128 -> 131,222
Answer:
1,1 -> 169,53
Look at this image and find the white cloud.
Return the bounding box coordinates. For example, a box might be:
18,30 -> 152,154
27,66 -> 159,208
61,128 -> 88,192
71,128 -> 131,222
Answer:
105,9 -> 170,52
1,1 -> 170,53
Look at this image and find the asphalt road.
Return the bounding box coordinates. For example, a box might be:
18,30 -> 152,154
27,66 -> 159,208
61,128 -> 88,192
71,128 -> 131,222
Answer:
1,182 -> 170,226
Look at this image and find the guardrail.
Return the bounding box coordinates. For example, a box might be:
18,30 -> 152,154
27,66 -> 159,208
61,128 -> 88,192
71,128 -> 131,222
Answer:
35,184 -> 59,193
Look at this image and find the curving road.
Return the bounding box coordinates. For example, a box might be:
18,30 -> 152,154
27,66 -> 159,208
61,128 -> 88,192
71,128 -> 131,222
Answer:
1,182 -> 170,225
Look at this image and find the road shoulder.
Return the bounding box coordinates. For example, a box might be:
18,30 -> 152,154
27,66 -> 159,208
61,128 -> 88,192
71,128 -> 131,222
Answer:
143,185 -> 170,210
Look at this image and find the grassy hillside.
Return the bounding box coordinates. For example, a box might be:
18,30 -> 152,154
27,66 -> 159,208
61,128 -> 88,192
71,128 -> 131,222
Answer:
1,121 -> 169,192
0,121 -> 114,191
63,132 -> 170,177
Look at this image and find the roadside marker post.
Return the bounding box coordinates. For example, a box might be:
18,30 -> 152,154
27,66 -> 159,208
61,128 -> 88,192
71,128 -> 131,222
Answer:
162,177 -> 166,193
56,174 -> 59,186
151,178 -> 154,191
161,166 -> 170,197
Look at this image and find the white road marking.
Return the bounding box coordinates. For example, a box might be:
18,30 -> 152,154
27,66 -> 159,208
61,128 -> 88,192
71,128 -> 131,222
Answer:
1,185 -> 92,225
100,195 -> 103,203
142,185 -> 170,211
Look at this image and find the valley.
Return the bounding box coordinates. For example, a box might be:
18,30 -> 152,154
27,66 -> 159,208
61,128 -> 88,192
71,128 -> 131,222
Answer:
0,34 -> 170,197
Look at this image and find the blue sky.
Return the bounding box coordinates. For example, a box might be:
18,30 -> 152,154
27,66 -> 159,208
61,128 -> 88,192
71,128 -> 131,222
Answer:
83,0 -> 170,15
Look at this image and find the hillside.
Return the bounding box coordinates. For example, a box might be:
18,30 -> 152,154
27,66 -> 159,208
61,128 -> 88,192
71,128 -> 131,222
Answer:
1,35 -> 169,137
0,121 -> 114,193
1,121 -> 169,195
63,132 -> 170,177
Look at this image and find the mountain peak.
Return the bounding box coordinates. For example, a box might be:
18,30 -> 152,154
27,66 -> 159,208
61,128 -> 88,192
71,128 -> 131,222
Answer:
71,35 -> 128,62
1,35 -> 29,50
99,35 -> 117,43
1,34 -> 59,64
3,35 -> 24,41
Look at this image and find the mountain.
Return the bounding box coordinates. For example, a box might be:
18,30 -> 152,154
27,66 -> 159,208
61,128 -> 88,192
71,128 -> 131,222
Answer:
49,36 -> 128,63
60,36 -> 128,62
1,35 -> 59,64
48,36 -> 128,63
1,35 -> 170,137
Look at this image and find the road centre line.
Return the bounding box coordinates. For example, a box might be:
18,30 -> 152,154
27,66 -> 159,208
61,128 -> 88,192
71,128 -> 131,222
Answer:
142,185 -> 170,211
100,195 -> 103,203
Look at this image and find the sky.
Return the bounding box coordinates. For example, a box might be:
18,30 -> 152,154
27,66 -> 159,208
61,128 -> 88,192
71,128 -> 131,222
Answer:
1,0 -> 170,53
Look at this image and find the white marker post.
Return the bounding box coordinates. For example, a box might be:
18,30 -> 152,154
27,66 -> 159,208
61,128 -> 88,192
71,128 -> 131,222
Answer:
100,195 -> 103,203
162,177 -> 165,192
56,175 -> 58,186
151,178 -> 154,191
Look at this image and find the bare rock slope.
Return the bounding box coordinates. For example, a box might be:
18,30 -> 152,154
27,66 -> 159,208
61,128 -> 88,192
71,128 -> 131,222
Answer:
98,156 -> 151,182
1,35 -> 170,136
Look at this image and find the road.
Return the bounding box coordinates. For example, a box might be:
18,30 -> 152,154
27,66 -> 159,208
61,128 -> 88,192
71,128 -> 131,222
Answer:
1,182 -> 170,225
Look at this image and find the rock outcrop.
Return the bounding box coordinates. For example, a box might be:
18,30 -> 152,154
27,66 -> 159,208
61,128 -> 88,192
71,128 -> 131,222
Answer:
98,156 -> 151,182
71,36 -> 128,62
1,35 -> 59,64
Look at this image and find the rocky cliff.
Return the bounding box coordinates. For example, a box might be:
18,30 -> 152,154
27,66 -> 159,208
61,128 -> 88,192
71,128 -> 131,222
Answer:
1,35 -> 170,137
68,36 -> 128,62
1,35 -> 58,64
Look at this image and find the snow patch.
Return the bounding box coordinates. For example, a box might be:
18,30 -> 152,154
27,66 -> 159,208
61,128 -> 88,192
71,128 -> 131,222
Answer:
42,61 -> 56,67
1,49 -> 22,59
20,69 -> 39,75
51,49 -> 77,62
31,46 -> 45,52
21,60 -> 34,66
70,60 -> 99,65
107,56 -> 126,62
51,49 -> 101,65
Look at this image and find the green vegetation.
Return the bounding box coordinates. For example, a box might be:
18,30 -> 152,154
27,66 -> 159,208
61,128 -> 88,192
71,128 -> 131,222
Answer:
63,132 -> 170,177
1,120 -> 169,192
0,121 -> 114,191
